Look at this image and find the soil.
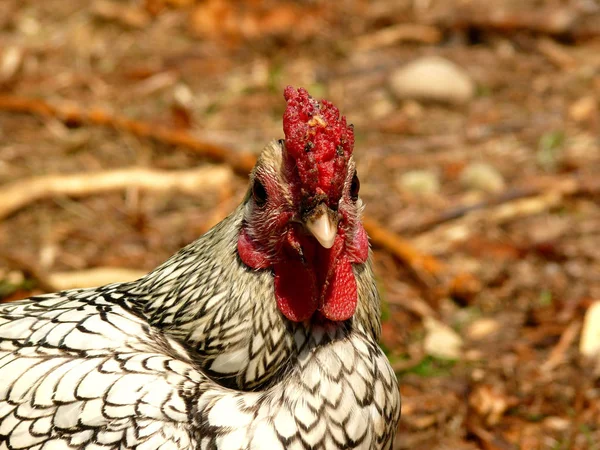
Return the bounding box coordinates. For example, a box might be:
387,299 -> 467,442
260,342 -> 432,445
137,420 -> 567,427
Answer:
1,1 -> 600,448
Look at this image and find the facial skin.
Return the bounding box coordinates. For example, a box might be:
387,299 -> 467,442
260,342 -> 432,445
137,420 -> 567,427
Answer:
237,141 -> 368,322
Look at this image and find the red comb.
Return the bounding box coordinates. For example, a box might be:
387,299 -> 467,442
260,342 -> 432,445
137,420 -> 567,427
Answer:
282,86 -> 354,210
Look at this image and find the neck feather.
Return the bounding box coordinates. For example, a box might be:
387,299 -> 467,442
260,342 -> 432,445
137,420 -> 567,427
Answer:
121,202 -> 381,390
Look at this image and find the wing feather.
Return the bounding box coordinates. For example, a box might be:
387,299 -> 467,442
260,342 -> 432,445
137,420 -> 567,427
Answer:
0,291 -> 203,450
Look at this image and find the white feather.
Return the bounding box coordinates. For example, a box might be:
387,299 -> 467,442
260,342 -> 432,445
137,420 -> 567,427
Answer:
208,395 -> 253,428
210,347 -> 248,374
249,420 -> 284,450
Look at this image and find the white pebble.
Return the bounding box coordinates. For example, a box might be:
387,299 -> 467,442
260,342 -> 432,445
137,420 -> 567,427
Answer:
398,170 -> 440,195
423,317 -> 463,360
389,56 -> 475,104
460,162 -> 505,193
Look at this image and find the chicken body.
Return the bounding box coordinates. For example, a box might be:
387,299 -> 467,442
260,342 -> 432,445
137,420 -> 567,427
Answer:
0,100 -> 401,449
0,290 -> 398,449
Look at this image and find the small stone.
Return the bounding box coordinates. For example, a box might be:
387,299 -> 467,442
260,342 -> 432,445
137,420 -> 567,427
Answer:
16,15 -> 41,36
368,91 -> 396,119
423,317 -> 462,360
401,100 -> 424,118
6,271 -> 24,286
389,56 -> 475,104
464,349 -> 484,362
460,162 -> 505,193
398,170 -> 440,195
569,96 -> 597,123
0,46 -> 24,82
471,368 -> 485,381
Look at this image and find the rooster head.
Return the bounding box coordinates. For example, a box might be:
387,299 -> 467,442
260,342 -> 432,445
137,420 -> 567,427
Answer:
237,86 -> 369,323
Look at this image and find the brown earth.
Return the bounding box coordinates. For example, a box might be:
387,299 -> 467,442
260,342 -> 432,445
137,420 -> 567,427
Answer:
1,1 -> 600,448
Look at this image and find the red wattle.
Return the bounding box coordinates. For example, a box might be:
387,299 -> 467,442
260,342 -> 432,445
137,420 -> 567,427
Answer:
319,255 -> 357,321
274,260 -> 318,322
239,225 -> 363,323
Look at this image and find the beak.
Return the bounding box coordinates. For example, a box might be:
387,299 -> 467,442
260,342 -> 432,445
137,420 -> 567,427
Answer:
305,204 -> 338,249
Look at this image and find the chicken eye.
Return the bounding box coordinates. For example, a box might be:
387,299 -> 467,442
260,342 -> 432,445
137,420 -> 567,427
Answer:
252,180 -> 268,206
350,172 -> 360,201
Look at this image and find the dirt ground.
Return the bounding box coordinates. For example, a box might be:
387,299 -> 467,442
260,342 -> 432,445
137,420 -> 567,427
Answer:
1,1 -> 600,448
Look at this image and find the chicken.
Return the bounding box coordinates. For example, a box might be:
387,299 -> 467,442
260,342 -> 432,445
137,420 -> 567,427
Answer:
0,86 -> 401,450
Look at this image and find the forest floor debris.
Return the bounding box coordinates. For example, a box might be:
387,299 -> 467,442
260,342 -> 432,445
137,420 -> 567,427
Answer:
1,0 -> 599,448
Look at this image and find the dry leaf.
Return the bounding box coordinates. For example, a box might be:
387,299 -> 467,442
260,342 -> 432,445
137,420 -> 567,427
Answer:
469,384 -> 515,426
92,0 -> 151,28
189,0 -> 322,42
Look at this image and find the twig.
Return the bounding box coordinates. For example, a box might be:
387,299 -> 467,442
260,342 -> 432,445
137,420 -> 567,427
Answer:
1,251 -> 147,292
385,282 -> 436,319
466,421 -> 516,450
48,268 -> 147,290
432,6 -> 600,40
0,94 -> 257,175
391,350 -> 426,372
355,24 -> 442,51
365,176 -> 596,297
364,216 -> 444,280
409,186 -> 541,234
412,175 -> 600,242
1,253 -> 57,293
541,321 -> 581,372
537,37 -> 578,69
364,216 -> 480,300
415,193 -> 564,253
0,166 -> 232,220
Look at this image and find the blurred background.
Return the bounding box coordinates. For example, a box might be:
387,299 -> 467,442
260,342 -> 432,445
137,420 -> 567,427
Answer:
1,0 -> 600,448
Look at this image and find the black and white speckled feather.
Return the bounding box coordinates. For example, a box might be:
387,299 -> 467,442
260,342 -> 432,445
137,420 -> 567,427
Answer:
0,141 -> 400,450
122,200 -> 294,390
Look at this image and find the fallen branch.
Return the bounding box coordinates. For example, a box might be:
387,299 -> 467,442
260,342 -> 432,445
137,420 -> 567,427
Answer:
466,421 -> 516,450
49,268 -> 147,290
368,175 -> 598,297
431,6 -> 600,40
2,251 -> 146,292
537,37 -> 578,69
0,94 -> 257,175
355,23 -> 442,51
0,166 -> 232,220
411,175 -> 600,237
364,216 -> 480,300
416,193 -> 565,253
541,320 -> 581,372
390,350 -> 426,373
408,186 -> 541,234
364,216 -> 444,280
385,282 -> 437,319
